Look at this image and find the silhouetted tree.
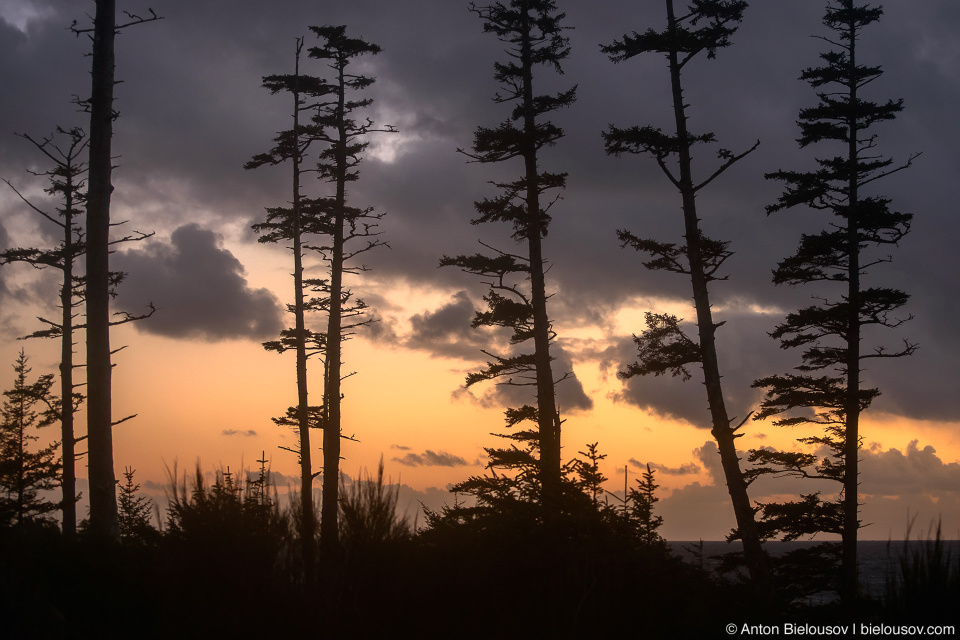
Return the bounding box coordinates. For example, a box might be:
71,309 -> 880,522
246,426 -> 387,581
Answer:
631,463 -> 665,548
575,442 -> 607,506
2,126 -> 152,537
440,0 -> 576,517
72,1 -> 160,540
750,0 -> 916,602
164,463 -> 289,565
3,142 -> 154,540
425,409 -> 634,540
246,36 -> 331,574
0,351 -> 61,528
1,127 -> 87,536
427,408 -> 553,532
601,0 -> 770,589
307,25 -> 395,555
117,466 -> 156,543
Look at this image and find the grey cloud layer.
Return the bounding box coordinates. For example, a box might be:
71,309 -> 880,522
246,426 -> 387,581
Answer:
113,224 -> 282,341
1,1 -> 957,422
652,439 -> 960,540
392,449 -> 472,468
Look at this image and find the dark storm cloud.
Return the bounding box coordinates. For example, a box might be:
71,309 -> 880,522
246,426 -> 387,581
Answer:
405,290 -> 488,360
2,1 -> 956,421
605,311 -> 794,428
113,224 -> 283,341
392,449 -> 472,468
861,440 -> 960,498
553,344 -> 594,413
404,291 -> 593,411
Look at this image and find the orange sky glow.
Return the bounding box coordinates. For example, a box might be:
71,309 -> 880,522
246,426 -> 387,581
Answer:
2,263 -> 956,541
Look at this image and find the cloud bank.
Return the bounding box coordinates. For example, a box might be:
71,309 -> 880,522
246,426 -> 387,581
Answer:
114,224 -> 283,341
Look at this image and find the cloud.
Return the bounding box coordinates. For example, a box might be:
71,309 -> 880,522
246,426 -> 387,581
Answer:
113,224 -> 283,341
729,439 -> 960,539
450,340 -> 594,415
0,0 -> 955,424
404,291 -> 594,413
222,429 -> 257,437
390,444 -> 411,451
141,479 -> 166,492
608,310 -> 796,428
861,440 -> 960,498
404,290 -> 489,360
392,449 -> 472,468
655,441 -> 737,540
628,458 -> 701,476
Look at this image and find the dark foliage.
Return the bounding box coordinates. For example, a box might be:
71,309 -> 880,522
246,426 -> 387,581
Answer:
0,351 -> 61,529
305,24 -> 395,555
0,125 -> 151,536
117,466 -> 159,545
603,0 -> 771,591
884,521 -> 960,623
246,35 -> 330,574
749,0 -> 917,601
441,0 -> 576,512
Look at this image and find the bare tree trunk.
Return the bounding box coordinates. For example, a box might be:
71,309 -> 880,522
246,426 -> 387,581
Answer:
85,0 -> 119,541
61,173 -> 77,539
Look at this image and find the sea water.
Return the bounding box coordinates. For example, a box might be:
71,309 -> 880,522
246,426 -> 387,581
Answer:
669,539 -> 960,597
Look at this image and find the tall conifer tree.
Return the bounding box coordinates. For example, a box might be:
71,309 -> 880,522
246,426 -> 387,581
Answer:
246,37 -> 330,574
2,125 -> 153,536
601,0 -> 771,589
441,0 -> 576,516
750,0 -> 915,601
0,351 -> 61,528
1,128 -> 87,536
308,25 -> 394,555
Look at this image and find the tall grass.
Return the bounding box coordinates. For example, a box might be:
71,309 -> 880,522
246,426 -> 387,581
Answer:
885,518 -> 959,620
338,456 -> 412,553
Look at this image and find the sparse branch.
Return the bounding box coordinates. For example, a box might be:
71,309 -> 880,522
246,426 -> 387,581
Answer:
71,7 -> 162,35
2,178 -> 64,228
693,139 -> 760,192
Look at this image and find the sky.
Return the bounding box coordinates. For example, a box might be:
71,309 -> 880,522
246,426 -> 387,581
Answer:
1,0 -> 960,541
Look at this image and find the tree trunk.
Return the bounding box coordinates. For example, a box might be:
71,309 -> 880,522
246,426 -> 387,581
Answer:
85,0 -> 119,541
841,15 -> 861,602
290,41 -> 316,576
61,174 -> 77,539
519,5 -> 561,517
665,0 -> 770,591
319,65 -> 347,557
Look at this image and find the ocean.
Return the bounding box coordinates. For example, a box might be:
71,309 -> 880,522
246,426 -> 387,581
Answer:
669,539 -> 960,599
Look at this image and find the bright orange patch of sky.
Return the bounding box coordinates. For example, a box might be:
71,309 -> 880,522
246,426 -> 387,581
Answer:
1,241 -> 958,540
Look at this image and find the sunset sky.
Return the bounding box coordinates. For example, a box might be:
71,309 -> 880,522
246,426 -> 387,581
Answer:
2,0 -> 959,540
